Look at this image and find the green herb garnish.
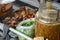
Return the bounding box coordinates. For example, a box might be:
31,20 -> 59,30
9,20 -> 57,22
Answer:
21,21 -> 34,26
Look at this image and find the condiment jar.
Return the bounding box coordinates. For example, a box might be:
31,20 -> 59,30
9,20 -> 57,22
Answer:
35,0 -> 60,40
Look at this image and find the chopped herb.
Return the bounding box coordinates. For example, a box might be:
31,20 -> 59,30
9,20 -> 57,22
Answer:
21,21 -> 34,27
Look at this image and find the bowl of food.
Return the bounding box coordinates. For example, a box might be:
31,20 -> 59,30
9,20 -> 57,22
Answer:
16,18 -> 35,40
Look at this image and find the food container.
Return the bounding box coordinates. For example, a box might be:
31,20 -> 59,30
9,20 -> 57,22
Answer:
16,18 -> 35,40
35,0 -> 60,40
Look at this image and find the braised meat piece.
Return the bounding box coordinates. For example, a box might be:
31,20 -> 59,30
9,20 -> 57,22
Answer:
0,3 -> 12,17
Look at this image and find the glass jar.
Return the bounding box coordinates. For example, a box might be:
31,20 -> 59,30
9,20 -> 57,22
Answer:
35,0 -> 60,40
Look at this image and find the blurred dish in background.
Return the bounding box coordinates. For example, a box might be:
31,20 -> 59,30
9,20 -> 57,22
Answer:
0,0 -> 15,4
